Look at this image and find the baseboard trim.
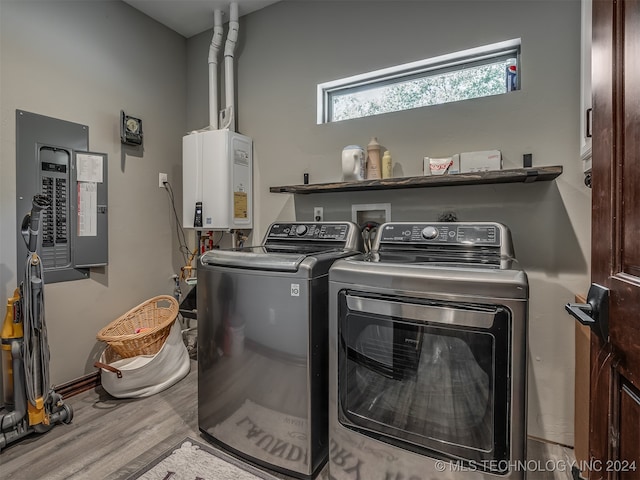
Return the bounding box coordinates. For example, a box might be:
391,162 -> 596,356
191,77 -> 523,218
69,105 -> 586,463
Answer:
527,434 -> 574,450
54,371 -> 100,399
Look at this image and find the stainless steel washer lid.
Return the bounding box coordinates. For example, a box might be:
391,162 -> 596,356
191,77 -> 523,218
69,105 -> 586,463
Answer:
200,221 -> 363,273
200,247 -> 308,272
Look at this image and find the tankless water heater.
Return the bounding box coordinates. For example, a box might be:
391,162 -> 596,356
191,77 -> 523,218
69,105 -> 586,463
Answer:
182,129 -> 252,230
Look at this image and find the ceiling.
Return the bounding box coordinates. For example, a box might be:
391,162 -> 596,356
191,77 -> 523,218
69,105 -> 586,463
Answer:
123,0 -> 281,38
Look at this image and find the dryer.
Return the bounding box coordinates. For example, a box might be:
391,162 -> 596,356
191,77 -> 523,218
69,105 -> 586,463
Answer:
328,222 -> 528,480
198,222 -> 362,479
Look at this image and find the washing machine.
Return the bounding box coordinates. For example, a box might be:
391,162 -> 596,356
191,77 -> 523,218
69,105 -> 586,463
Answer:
198,221 -> 362,479
328,222 -> 528,480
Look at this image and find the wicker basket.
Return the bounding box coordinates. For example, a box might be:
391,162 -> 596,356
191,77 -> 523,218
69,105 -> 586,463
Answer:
96,295 -> 179,358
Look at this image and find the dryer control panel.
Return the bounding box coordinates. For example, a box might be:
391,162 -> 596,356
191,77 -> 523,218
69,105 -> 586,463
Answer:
379,222 -> 504,247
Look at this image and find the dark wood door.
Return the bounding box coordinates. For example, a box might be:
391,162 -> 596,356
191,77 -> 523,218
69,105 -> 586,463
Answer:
590,0 -> 640,478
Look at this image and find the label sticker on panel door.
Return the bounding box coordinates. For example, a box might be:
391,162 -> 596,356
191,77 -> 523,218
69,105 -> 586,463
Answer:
291,284 -> 300,296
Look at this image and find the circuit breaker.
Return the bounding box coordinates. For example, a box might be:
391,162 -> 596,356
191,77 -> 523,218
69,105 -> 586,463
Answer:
16,110 -> 108,284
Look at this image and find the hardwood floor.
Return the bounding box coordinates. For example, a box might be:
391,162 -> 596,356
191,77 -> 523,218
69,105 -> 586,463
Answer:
0,359 -> 575,480
1,360 -> 203,480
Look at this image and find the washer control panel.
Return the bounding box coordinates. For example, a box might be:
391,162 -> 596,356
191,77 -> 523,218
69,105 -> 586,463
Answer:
379,222 -> 502,247
267,222 -> 351,241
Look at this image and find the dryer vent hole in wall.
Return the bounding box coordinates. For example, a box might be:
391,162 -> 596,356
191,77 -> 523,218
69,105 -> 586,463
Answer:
352,203 -> 391,226
438,211 -> 458,222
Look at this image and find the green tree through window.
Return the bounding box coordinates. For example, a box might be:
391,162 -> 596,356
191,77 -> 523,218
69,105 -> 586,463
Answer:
331,61 -> 509,122
317,39 -> 520,124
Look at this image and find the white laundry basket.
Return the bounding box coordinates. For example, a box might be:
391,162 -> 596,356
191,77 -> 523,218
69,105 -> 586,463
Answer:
95,321 -> 190,398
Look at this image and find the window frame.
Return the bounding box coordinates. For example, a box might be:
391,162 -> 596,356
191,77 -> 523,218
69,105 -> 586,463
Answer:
317,38 -> 521,124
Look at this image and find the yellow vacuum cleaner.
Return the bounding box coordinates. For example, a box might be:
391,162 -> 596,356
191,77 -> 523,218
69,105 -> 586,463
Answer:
0,195 -> 72,450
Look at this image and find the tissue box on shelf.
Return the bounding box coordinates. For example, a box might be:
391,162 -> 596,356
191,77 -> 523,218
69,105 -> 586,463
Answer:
423,154 -> 460,175
460,150 -> 502,173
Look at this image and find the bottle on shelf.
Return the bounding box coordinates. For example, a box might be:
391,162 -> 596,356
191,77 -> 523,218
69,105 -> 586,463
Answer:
366,137 -> 382,180
382,150 -> 392,179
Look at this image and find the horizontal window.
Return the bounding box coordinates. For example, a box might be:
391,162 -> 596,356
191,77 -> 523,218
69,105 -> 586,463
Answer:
317,39 -> 520,124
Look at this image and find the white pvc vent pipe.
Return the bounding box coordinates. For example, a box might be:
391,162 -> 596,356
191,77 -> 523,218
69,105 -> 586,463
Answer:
222,2 -> 239,131
208,9 -> 224,129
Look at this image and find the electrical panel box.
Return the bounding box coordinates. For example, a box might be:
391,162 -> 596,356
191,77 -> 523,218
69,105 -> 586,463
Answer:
182,129 -> 253,230
16,110 -> 108,284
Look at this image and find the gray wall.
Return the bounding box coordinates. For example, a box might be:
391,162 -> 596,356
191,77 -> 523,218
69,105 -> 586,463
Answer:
0,0 -> 589,449
0,1 -> 187,390
187,0 -> 589,446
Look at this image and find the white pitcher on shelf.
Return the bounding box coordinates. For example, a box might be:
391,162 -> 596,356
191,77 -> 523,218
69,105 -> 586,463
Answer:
341,145 -> 365,181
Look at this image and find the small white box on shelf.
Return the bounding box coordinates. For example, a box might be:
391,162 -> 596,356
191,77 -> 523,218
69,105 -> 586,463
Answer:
423,154 -> 460,175
460,150 -> 502,172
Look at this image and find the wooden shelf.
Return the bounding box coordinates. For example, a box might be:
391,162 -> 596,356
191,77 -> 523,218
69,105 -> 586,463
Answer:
270,166 -> 563,194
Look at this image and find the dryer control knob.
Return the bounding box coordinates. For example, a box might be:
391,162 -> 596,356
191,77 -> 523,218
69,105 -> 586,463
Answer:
295,225 -> 308,236
421,226 -> 438,240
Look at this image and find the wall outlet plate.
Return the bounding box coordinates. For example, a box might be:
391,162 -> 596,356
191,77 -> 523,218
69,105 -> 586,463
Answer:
159,172 -> 168,187
313,207 -> 323,222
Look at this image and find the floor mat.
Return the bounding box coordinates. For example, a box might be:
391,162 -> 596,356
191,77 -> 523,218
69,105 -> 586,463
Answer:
125,437 -> 280,480
211,399 -> 310,474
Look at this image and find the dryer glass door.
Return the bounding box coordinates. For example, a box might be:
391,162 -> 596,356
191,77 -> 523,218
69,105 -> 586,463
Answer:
337,291 -> 511,473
